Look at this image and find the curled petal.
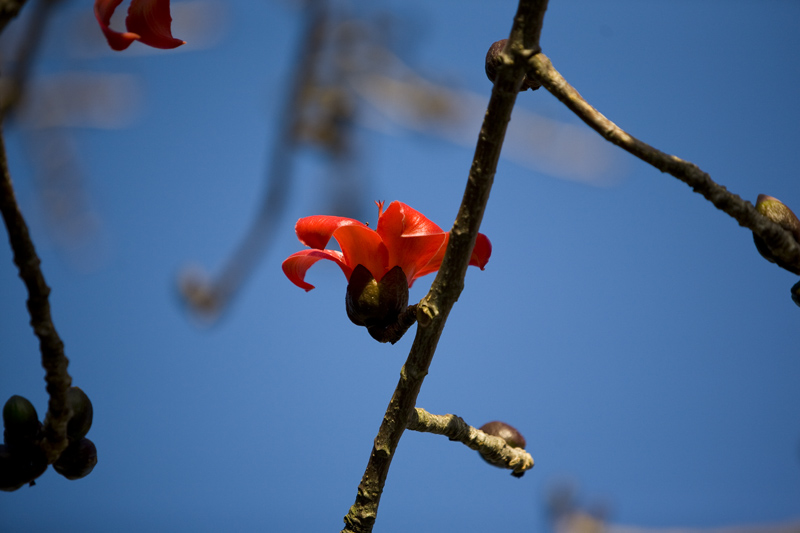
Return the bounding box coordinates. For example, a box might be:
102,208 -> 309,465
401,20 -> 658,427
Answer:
282,249 -> 351,292
377,202 -> 448,282
126,0 -> 185,49
470,233 -> 492,270
95,0 -> 140,51
401,234 -> 448,284
404,232 -> 491,284
332,225 -> 389,281
377,201 -> 444,239
295,215 -> 366,250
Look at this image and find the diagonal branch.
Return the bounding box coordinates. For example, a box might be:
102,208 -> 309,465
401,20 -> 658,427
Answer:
0,124 -> 72,463
341,1 -> 549,532
528,53 -> 800,274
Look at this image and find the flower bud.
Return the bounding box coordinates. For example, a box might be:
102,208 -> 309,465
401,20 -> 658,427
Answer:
0,443 -> 47,491
485,39 -> 540,91
792,281 -> 800,308
479,421 -> 526,449
485,40 -> 506,84
0,444 -> 30,492
478,421 -> 528,477
3,395 -> 40,449
345,265 -> 409,330
54,438 -> 97,480
66,387 -> 93,442
753,194 -> 800,274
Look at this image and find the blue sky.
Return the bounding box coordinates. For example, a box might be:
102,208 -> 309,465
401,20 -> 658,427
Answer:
1,0 -> 799,531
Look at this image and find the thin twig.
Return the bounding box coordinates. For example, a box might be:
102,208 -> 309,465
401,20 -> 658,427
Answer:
528,53 -> 800,274
340,2 -> 549,531
0,123 -> 71,463
179,0 -> 328,319
407,407 -> 534,477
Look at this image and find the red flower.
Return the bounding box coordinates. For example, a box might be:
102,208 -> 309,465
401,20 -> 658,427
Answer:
95,0 -> 185,51
283,201 -> 492,292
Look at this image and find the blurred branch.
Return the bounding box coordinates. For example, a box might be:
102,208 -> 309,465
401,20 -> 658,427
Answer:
528,53 -> 800,274
1,0 -> 61,117
606,522 -> 800,533
179,0 -> 329,319
0,124 -> 71,463
407,407 -> 534,476
555,512 -> 800,533
341,1 -> 548,532
548,484 -> 800,533
0,0 -> 27,34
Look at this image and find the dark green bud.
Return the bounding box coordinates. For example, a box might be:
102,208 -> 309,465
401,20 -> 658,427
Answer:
0,443 -> 47,491
0,444 -> 28,492
54,438 -> 97,481
66,387 -> 93,442
753,194 -> 800,274
792,281 -> 800,308
3,395 -> 40,448
346,264 -> 409,331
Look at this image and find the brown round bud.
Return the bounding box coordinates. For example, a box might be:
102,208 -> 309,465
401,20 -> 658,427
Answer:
753,194 -> 800,274
477,420 -> 528,476
479,420 -> 526,449
66,387 -> 93,442
54,438 -> 97,481
485,39 -> 540,91
485,39 -> 508,84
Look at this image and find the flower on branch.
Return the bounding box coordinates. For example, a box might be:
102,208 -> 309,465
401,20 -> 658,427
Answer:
282,201 -> 491,342
95,0 -> 185,51
282,200 -> 492,292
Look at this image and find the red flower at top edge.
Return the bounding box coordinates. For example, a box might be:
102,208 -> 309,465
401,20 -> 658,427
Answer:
282,201 -> 492,292
95,0 -> 185,51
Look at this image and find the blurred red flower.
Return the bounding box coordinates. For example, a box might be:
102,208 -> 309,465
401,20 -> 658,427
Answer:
283,201 -> 492,292
95,0 -> 185,51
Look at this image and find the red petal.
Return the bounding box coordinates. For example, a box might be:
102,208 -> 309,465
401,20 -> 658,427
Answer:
403,231 -> 491,284
125,0 -> 185,49
282,249 -> 351,292
284,202 -> 492,292
95,0 -> 140,51
295,215 -> 366,250
470,233 -> 492,269
332,225 -> 389,281
378,201 -> 445,237
377,202 -> 448,283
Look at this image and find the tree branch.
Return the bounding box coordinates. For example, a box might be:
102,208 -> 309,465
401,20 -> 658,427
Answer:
341,1 -> 549,531
179,0 -> 328,320
407,407 -> 534,477
0,124 -> 72,463
1,0 -> 60,118
528,53 -> 800,274
0,0 -> 27,35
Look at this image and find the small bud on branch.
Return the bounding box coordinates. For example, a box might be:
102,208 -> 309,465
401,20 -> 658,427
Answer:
753,194 -> 800,274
